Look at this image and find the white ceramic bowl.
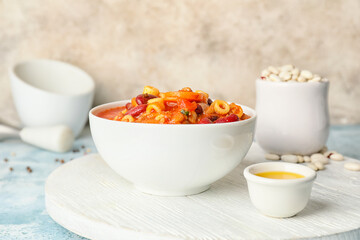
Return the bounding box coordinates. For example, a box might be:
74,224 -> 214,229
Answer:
89,100 -> 256,196
10,59 -> 95,137
255,79 -> 329,155
244,162 -> 316,218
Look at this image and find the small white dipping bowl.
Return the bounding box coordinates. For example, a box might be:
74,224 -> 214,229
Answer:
244,162 -> 316,218
89,100 -> 256,196
10,59 -> 95,137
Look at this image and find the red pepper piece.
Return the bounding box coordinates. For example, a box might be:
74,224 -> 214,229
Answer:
198,117 -> 213,124
214,114 -> 239,123
177,98 -> 198,111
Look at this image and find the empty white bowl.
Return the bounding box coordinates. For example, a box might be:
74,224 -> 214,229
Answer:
89,100 -> 256,196
255,79 -> 329,155
244,162 -> 316,218
10,59 -> 95,137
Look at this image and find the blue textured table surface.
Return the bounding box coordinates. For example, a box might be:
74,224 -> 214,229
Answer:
0,126 -> 359,240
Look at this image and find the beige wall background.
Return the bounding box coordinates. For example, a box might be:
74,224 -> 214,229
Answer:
0,0 -> 359,126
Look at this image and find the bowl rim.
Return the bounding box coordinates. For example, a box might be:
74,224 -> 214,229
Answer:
89,100 -> 256,127
243,162 -> 316,186
9,58 -> 95,97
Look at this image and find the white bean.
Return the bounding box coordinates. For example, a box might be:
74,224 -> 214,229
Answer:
297,155 -> 304,163
330,153 -> 344,161
268,66 -> 280,74
281,154 -> 298,163
321,78 -> 329,82
261,69 -> 270,77
291,68 -> 300,77
279,71 -> 292,81
306,163 -> 318,171
314,161 -> 325,170
344,162 -> 360,171
300,70 -> 313,79
265,153 -> 280,161
269,74 -> 281,82
280,64 -> 294,72
304,156 -> 311,162
308,78 -> 321,83
311,153 -> 329,164
297,76 -> 307,82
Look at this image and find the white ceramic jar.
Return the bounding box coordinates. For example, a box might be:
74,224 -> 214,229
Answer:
255,79 -> 329,155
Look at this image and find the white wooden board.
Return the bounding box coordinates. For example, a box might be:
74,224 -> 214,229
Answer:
45,143 -> 360,240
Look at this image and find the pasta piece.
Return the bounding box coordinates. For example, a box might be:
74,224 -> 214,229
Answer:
180,87 -> 193,92
131,97 -> 138,107
195,90 -> 209,100
161,91 -> 206,102
205,103 -> 215,114
143,86 -> 160,96
213,100 -> 230,115
113,112 -> 125,121
137,112 -> 153,122
188,111 -> 197,124
170,112 -> 185,124
147,98 -> 165,109
240,113 -> 251,120
121,115 -> 135,122
146,103 -> 164,114
163,97 -> 178,102
155,114 -> 165,123
230,103 -> 243,118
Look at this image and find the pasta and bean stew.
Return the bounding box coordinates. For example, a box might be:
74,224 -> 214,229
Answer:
96,86 -> 251,124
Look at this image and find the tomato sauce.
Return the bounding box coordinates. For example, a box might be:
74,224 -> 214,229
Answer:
96,106 -> 126,120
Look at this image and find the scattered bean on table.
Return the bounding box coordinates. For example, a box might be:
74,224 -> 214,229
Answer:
264,146 -> 351,173
344,162 -> 360,171
306,163 -> 318,171
314,161 -> 325,170
330,153 -> 344,161
265,153 -> 280,161
281,154 -> 298,163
